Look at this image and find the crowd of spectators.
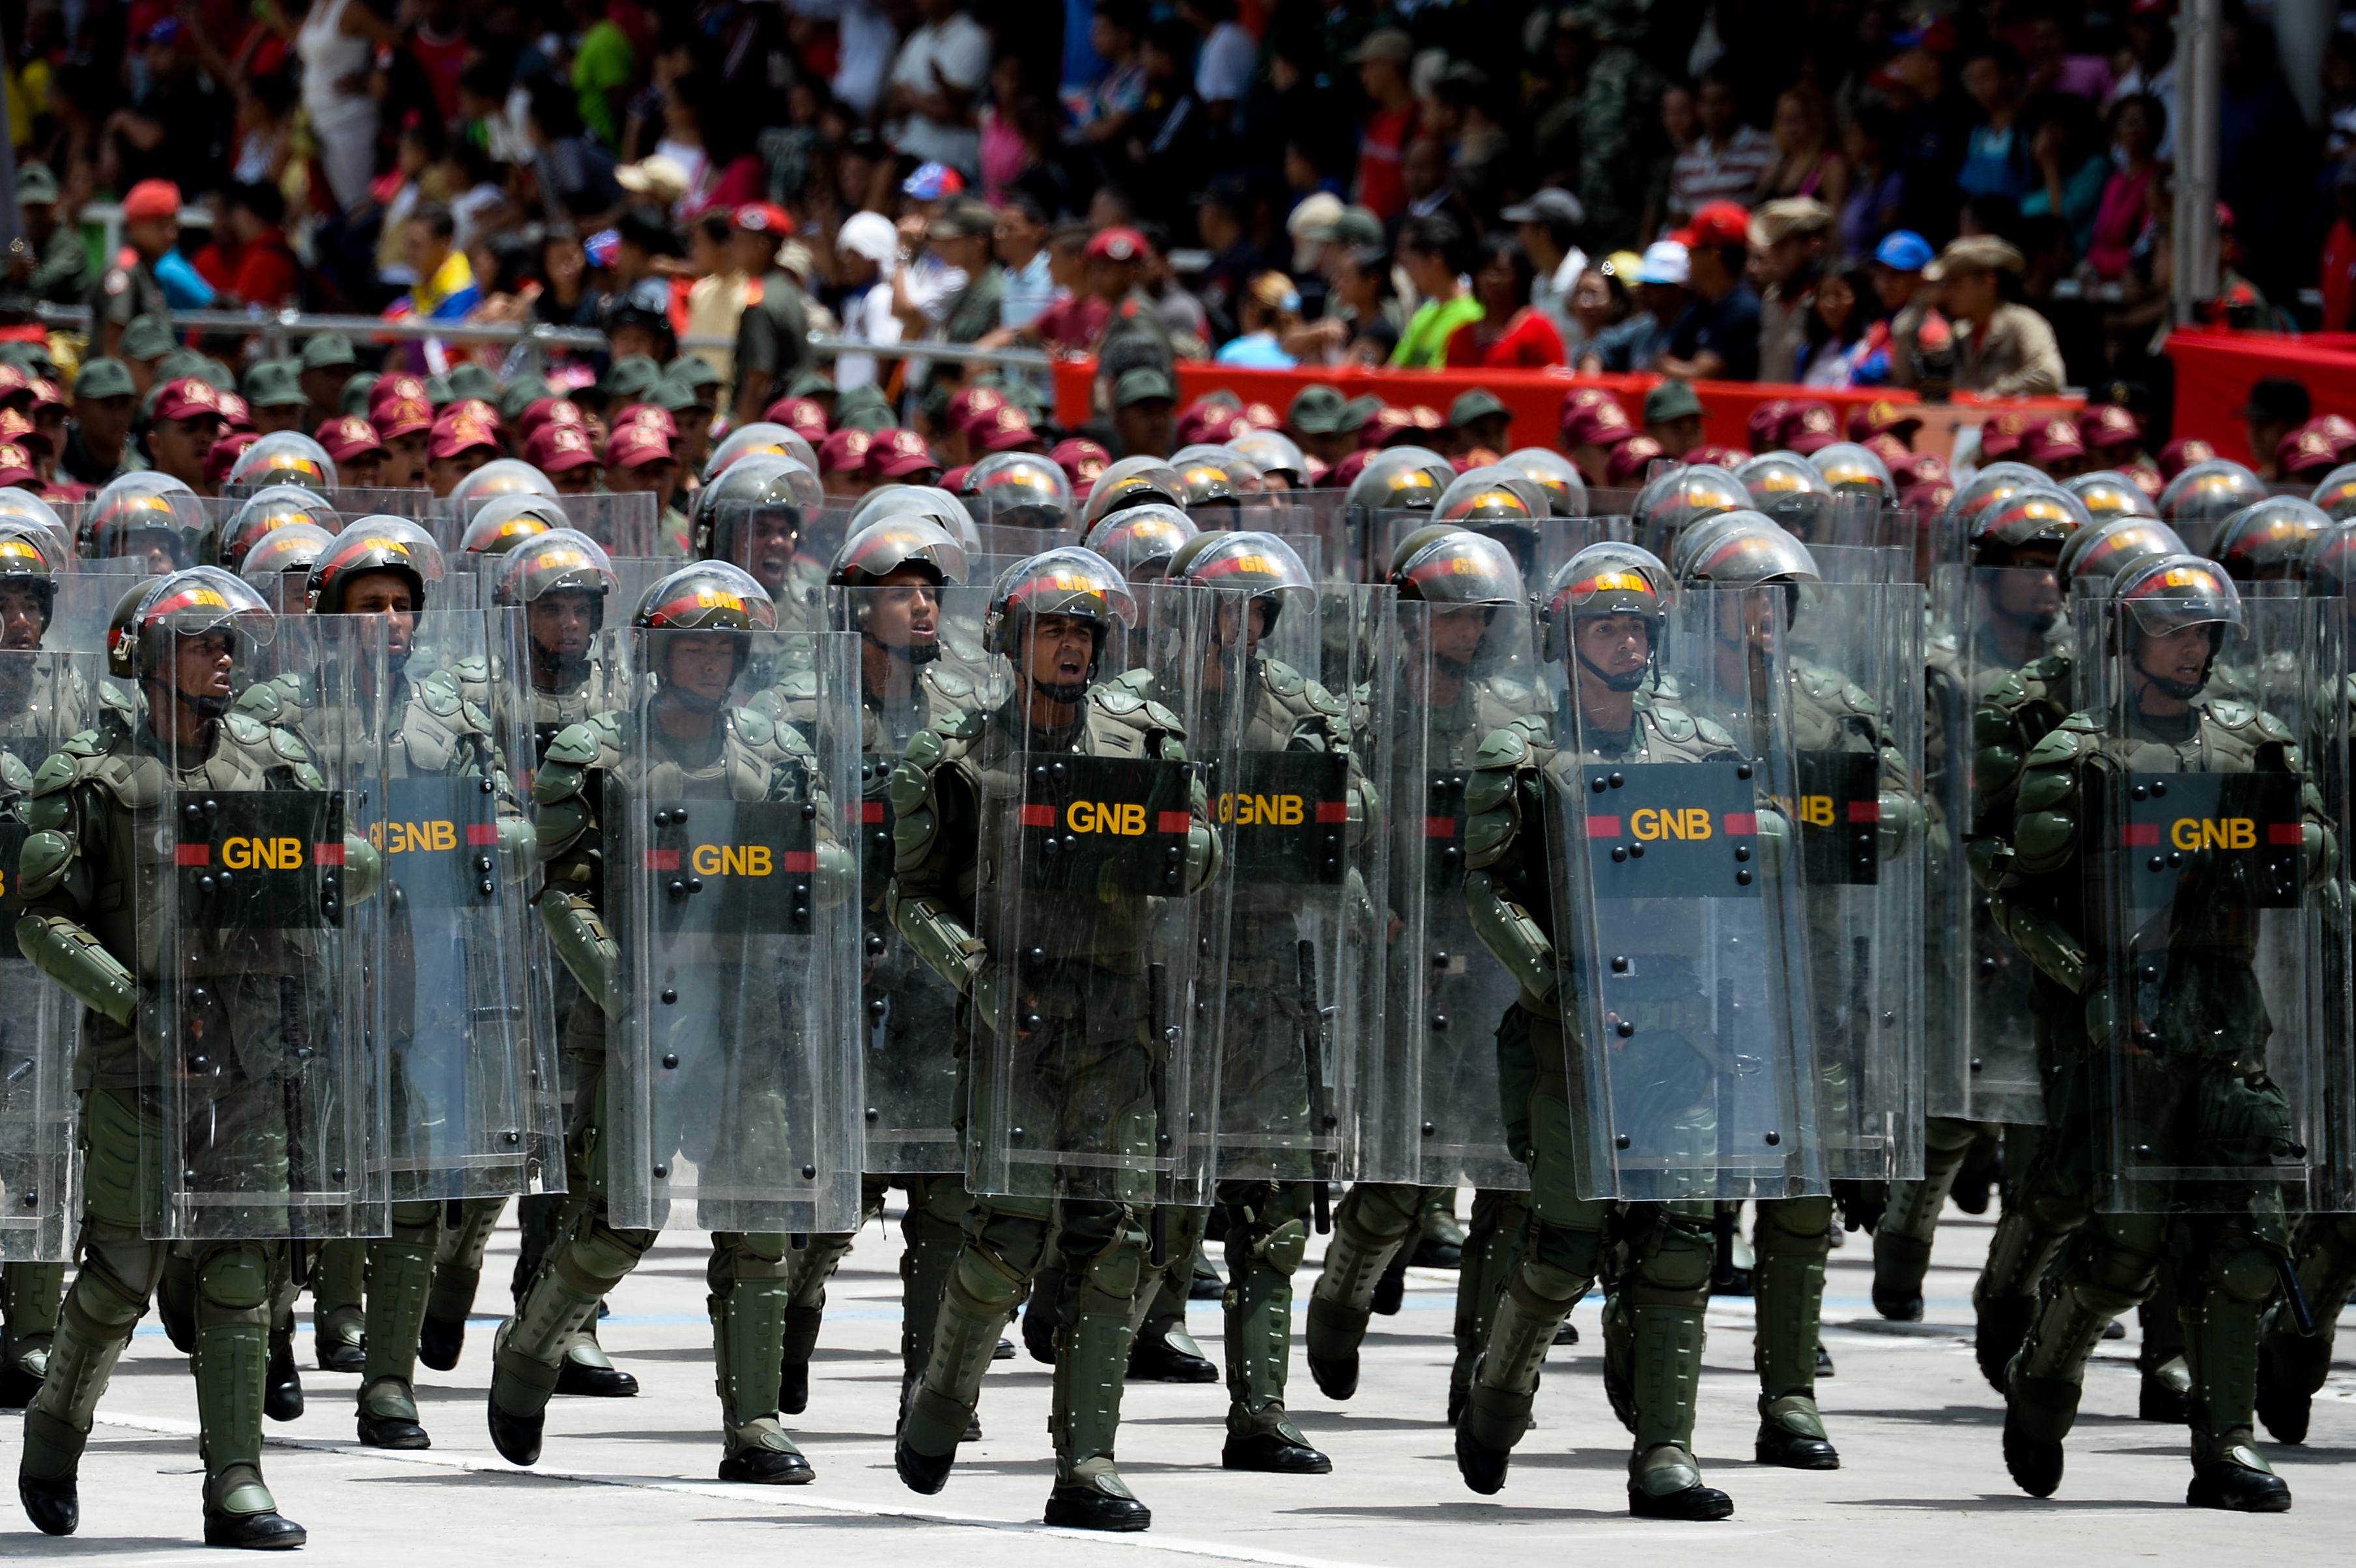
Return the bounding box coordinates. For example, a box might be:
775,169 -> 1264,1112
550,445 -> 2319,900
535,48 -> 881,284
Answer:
3,0 -> 2353,433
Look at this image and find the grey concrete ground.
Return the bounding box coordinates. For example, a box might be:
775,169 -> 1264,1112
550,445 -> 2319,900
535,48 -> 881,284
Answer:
5,1199 -> 2351,1566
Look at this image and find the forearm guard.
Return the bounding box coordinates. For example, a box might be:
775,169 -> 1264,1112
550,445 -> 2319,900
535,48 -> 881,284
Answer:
810,840 -> 856,907
537,887 -> 617,1003
1464,871 -> 1556,1003
16,913 -> 137,1025
496,814 -> 537,883
1991,895 -> 2088,995
342,834 -> 382,904
885,885 -> 987,995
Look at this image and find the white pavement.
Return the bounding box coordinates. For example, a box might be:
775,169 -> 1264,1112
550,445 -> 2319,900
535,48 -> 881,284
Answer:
5,1199 -> 2352,1566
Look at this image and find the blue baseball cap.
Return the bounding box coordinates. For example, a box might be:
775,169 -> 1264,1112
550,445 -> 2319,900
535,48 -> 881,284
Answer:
1874,230 -> 1934,272
901,162 -> 965,202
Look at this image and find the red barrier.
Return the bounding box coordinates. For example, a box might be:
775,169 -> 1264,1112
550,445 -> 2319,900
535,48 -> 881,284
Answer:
2164,328 -> 2356,467
1051,360 -> 2079,464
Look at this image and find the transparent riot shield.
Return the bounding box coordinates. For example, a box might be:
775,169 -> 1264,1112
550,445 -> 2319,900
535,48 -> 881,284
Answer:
354,605 -> 554,1201
1783,578 -> 1925,1182
602,625 -> 861,1235
1546,584 -> 1824,1201
150,616 -> 387,1241
2084,592 -> 2344,1212
1938,564 -> 2074,1124
967,584 -> 1219,1208
0,653 -> 98,1260
1359,594 -> 1540,1190
1199,584 -> 1387,1210
817,583 -> 1001,1173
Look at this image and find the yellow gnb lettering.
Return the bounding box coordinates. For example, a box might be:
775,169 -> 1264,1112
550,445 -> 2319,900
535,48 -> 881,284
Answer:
1067,802 -> 1145,835
1629,808 -> 1712,840
222,836 -> 304,870
371,821 -> 459,854
1217,793 -> 1306,826
2170,818 -> 2255,851
691,844 -> 775,876
1800,795 -> 1835,828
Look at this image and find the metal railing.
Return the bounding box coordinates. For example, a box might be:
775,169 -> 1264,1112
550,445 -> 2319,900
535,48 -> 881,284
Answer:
29,301 -> 1053,371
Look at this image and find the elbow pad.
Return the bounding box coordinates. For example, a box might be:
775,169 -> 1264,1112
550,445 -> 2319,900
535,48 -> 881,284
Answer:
811,840 -> 856,908
1184,819 -> 1221,893
537,887 -> 617,1004
887,884 -> 987,995
496,814 -> 536,883
1464,872 -> 1556,1003
341,835 -> 382,905
16,913 -> 137,1025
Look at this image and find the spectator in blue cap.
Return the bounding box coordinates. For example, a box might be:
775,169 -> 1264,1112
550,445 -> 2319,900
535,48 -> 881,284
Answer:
1871,229 -> 1937,390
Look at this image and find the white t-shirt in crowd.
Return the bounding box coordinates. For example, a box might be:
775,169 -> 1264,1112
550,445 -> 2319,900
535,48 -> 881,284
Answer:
887,9 -> 991,171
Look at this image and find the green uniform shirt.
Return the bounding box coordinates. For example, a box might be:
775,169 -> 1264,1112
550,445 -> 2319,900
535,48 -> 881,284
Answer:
26,226 -> 87,304
85,251 -> 169,332
733,269 -> 813,400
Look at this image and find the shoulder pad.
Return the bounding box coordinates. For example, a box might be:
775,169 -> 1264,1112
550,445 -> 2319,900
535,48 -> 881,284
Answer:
454,653 -> 490,681
264,722 -> 310,763
935,706 -> 985,741
1475,726 -> 1529,771
1486,674 -> 1531,706
1105,667 -> 1154,700
1797,664 -> 1840,700
30,749 -> 79,798
230,681 -> 281,724
1651,703 -> 1699,741
1694,714 -> 1736,748
61,728 -> 104,760
922,666 -> 974,703
225,711 -> 270,750
2024,726 -> 2082,769
2058,711 -> 2101,734
901,727 -> 947,777
1842,681 -> 1878,716
417,670 -> 464,718
1143,700 -> 1184,734
1303,676 -> 1346,718
1262,658 -> 1306,698
734,707 -> 776,747
1094,684 -> 1144,717
1981,669 -> 2028,709
543,722 -> 603,769
2206,698 -> 2254,729
777,670 -> 818,701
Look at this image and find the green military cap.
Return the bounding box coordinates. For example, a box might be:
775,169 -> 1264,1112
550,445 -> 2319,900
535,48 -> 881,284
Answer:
1643,377 -> 1705,425
120,315 -> 174,362
72,357 -> 135,401
786,369 -> 838,400
648,376 -> 702,414
446,362 -> 499,403
0,341 -> 56,380
421,373 -> 453,406
14,163 -> 58,206
1113,367 -> 1176,408
498,372 -> 554,423
597,354 -> 662,405
301,332 -> 358,371
666,354 -> 722,391
1335,393 -> 1384,433
1287,384 -> 1348,435
1448,388 -> 1511,429
199,356 -> 236,392
240,359 -> 309,408
1331,206 -> 1385,250
1198,389 -> 1243,412
833,383 -> 896,431
341,370 -> 378,416
154,347 -> 208,384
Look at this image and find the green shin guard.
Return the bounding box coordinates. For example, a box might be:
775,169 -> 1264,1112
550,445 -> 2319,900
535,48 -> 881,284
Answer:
1224,1259 -> 1298,1437
711,1263 -> 801,1460
359,1231 -> 436,1425
1052,1309 -> 1139,1495
23,1272 -> 148,1482
193,1319 -> 275,1517
498,1229 -> 644,1421
2185,1246 -> 2278,1470
426,1197 -> 505,1328
1466,1264 -> 1589,1453
1627,1300 -> 1709,1479
907,1255 -> 1020,1458
311,1238 -> 367,1367
900,1231 -> 961,1396
1451,1195 -> 1525,1403
1305,1190 -> 1417,1362
2,1261 -> 66,1384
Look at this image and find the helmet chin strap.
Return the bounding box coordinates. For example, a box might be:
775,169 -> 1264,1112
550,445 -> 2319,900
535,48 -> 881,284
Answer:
1032,675 -> 1089,704
664,683 -> 727,715
1577,651 -> 1650,692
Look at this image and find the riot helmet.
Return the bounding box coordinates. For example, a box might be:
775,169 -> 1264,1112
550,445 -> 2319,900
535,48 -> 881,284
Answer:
963,451 -> 1072,530
2064,469 -> 2161,522
1082,504 -> 1199,584
107,566 -> 275,724
460,493 -> 571,554
2110,552 -> 2241,699
2210,496 -> 2331,582
1541,542 -> 1670,689
1499,446 -> 1588,517
1079,456 -> 1187,532
227,430 -> 339,493
214,485 -> 336,573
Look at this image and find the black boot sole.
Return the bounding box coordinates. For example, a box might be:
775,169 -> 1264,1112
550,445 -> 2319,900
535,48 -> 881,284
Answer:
357,1412 -> 431,1449
1042,1490 -> 1151,1531
18,1470 -> 77,1536
417,1315 -> 466,1373
780,1363 -> 810,1416
554,1361 -> 637,1398
1222,1435 -> 1332,1474
1410,1240 -> 1462,1270
1628,1482 -> 1733,1520
203,1509 -> 307,1548
487,1391 -> 545,1466
1305,1350 -> 1358,1401
719,1449 -> 815,1485
315,1342 -> 366,1375
2001,1403 -> 2064,1498
1453,1425 -> 1509,1494
2187,1464 -> 2292,1512
1755,1422 -> 1840,1470
1872,1289 -> 1924,1322
894,1433 -> 955,1495
1126,1343 -> 1217,1383
1553,1319 -> 1579,1345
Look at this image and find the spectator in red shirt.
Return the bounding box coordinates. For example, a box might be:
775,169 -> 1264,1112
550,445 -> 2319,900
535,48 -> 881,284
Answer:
995,225 -> 1148,352
192,182 -> 302,307
1445,233 -> 1566,368
2323,164 -> 2356,331
1351,29 -> 1419,222
406,0 -> 470,123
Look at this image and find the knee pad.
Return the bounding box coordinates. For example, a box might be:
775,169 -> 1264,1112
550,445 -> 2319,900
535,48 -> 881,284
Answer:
389,1201 -> 442,1247
1528,1218 -> 1604,1284
1073,1236 -> 1144,1313
1518,1255 -> 1591,1309
946,1238 -> 1028,1318
714,1232 -> 794,1287
2210,1242 -> 2279,1306
195,1244 -> 274,1325
1925,1117 -> 1987,1156
563,1221 -> 651,1294
1631,1215 -> 1715,1298
76,1233 -> 162,1328
1337,1183 -> 1421,1244
1755,1199 -> 1833,1256
1258,1218 -> 1307,1277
